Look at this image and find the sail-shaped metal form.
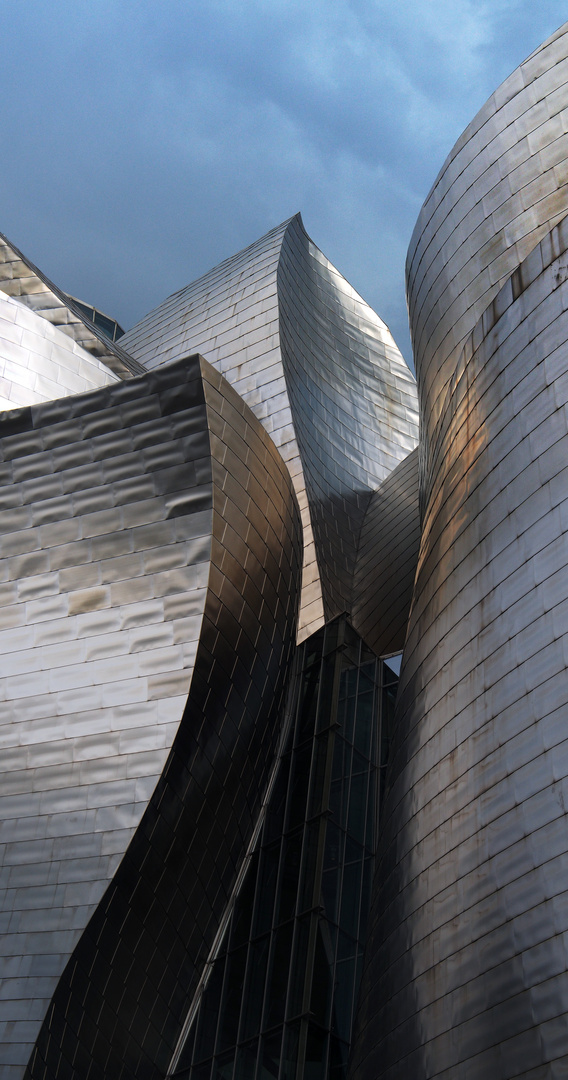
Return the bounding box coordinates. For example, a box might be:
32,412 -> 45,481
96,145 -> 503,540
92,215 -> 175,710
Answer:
121,215 -> 419,640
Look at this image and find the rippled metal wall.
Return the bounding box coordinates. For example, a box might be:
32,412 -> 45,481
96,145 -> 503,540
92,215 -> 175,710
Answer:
351,448 -> 420,658
351,172 -> 568,1080
0,354 -> 301,1079
121,216 -> 418,640
406,22 -> 568,492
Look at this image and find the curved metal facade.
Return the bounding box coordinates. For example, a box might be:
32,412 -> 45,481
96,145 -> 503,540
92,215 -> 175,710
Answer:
0,288 -> 120,409
407,22 -> 568,489
352,25 -> 568,1080
121,215 -> 418,640
0,354 -> 301,1079
351,447 -> 420,658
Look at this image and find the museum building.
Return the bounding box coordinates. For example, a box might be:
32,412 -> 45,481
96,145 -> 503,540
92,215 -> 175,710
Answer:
2,20 -> 568,1080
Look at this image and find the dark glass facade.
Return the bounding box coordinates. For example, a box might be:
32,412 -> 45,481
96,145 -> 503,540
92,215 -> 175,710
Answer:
170,618 -> 400,1080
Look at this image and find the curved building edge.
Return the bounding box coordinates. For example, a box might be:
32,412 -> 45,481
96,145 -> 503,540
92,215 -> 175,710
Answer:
350,211 -> 568,1080
406,20 -> 568,492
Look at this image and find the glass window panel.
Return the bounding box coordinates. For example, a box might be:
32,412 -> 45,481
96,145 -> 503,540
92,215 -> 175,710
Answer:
193,958 -> 226,1064
265,921 -> 294,1030
328,1035 -> 349,1080
218,946 -> 248,1051
280,1022 -> 301,1080
276,829 -> 302,923
298,820 -> 320,913
347,771 -> 368,842
232,850 -> 259,949
315,656 -> 336,732
331,736 -> 351,782
258,1029 -> 283,1080
191,1063 -> 213,1080
234,1040 -> 259,1080
358,856 -> 374,942
309,923 -> 333,1028
296,661 -> 320,743
323,821 -> 343,873
339,857 -> 363,940
304,1023 -> 328,1080
287,744 -> 312,830
331,958 -> 356,1044
321,863 -> 340,925
252,844 -> 280,937
307,735 -> 329,818
264,754 -> 292,845
287,917 -> 311,1019
212,1050 -> 235,1080
353,691 -> 374,757
240,935 -> 270,1041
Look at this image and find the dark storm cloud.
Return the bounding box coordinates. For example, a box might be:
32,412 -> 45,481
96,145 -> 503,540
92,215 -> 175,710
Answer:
0,1 -> 567,364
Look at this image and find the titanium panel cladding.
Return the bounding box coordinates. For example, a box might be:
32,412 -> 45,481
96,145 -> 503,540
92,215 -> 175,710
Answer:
406,21 -> 568,482
121,215 -> 418,639
277,219 -> 418,622
24,356 -> 302,1080
0,289 -> 120,410
0,232 -> 143,382
351,215 -> 568,1080
0,355 -> 215,1079
351,448 -> 420,658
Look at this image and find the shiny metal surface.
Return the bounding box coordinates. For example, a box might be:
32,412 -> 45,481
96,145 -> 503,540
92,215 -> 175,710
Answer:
277,220 -> 418,623
406,21 -> 568,493
0,231 -> 143,381
0,288 -> 119,409
121,215 -> 418,640
0,355 -> 214,1079
351,218 -> 568,1077
351,447 -> 420,657
0,354 -> 301,1079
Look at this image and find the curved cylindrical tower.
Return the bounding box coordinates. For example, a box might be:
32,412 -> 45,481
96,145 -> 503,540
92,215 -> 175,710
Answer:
352,24 -> 568,1080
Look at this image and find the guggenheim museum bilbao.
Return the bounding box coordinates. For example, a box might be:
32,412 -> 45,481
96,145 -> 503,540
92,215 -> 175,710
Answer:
3,21 -> 568,1080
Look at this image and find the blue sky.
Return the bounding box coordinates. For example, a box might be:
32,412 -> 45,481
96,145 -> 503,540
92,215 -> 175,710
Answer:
1,1 -> 567,365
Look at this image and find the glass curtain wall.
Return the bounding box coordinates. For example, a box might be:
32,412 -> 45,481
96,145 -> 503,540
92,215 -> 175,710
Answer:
170,618 -> 399,1080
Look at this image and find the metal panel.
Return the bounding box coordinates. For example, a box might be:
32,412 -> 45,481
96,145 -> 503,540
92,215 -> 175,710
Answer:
351,448 -> 420,658
22,355 -> 302,1080
406,22 -> 568,503
0,356 -> 214,1079
351,214 -> 568,1079
0,232 -> 143,381
121,217 -> 418,640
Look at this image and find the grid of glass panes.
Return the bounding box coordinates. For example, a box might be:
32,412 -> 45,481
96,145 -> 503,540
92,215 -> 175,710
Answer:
172,619 -> 400,1080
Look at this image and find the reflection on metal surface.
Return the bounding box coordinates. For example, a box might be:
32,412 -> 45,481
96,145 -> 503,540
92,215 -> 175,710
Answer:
351,448 -> 420,658
121,215 -> 419,640
168,617 -> 397,1080
0,354 -> 301,1079
0,232 -> 143,381
407,22 -> 568,501
0,288 -> 120,409
352,24 -> 568,1080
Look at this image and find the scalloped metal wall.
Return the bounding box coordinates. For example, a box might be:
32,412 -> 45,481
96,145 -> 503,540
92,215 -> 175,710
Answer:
0,353 -> 301,1079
